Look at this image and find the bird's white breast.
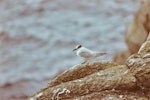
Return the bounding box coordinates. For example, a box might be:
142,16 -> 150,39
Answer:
76,47 -> 94,59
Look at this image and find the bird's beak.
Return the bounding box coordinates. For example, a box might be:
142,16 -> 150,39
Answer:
73,48 -> 77,51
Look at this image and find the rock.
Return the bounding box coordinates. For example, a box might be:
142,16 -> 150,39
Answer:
127,34 -> 150,88
75,90 -> 147,100
29,64 -> 136,100
113,50 -> 131,64
125,0 -> 150,53
114,0 -> 150,64
48,62 -> 117,88
29,34 -> 150,100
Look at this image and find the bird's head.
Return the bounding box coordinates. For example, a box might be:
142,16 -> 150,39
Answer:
73,44 -> 82,51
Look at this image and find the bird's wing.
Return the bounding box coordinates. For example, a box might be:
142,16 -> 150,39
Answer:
79,51 -> 93,58
95,52 -> 107,57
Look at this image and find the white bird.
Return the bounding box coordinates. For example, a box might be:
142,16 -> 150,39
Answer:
73,45 -> 106,64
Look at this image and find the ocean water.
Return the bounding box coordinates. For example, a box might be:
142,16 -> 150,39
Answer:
0,0 -> 139,99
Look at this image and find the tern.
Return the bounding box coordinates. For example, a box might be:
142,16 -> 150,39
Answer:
73,45 -> 106,64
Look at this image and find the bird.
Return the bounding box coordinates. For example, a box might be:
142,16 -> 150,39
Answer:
73,44 -> 106,64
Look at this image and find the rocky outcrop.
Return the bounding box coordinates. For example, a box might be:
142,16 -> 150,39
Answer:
29,33 -> 150,99
127,35 -> 150,88
29,1 -> 150,99
114,1 -> 150,64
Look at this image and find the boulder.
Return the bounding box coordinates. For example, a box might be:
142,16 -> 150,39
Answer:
29,34 -> 150,100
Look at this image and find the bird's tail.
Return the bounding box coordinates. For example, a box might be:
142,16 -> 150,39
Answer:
95,52 -> 107,57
